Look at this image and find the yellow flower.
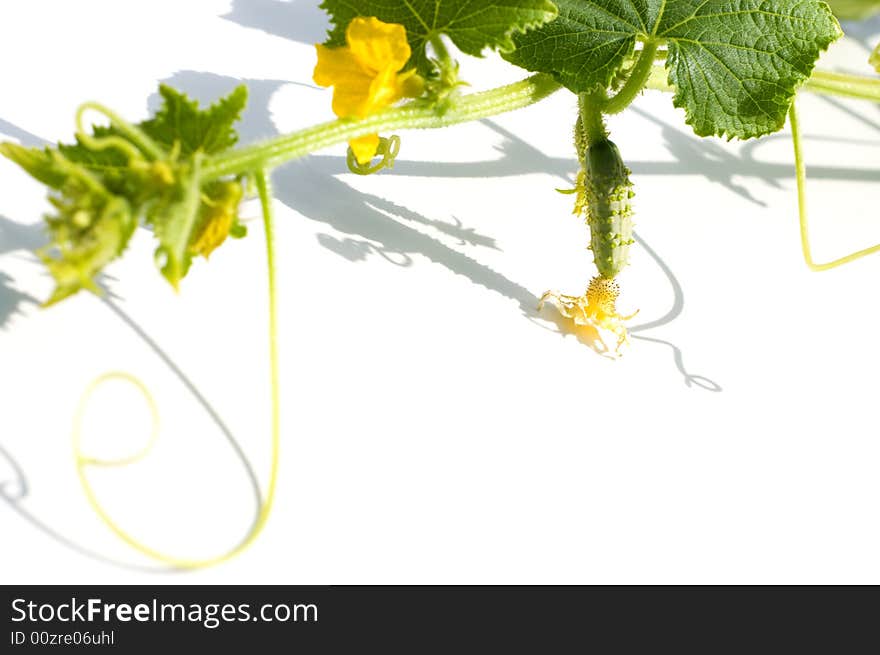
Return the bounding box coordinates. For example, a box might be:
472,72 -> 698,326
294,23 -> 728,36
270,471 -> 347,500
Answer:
314,17 -> 423,165
540,277 -> 638,354
190,181 -> 244,259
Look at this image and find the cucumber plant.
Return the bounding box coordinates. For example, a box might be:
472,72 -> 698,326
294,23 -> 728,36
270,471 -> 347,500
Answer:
2,0 -> 880,567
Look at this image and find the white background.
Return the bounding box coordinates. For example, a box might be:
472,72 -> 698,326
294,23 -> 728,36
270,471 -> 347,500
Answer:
1,1 -> 879,584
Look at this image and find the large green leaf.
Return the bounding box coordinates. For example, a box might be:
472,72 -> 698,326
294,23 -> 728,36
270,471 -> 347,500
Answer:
320,0 -> 558,72
506,0 -> 842,139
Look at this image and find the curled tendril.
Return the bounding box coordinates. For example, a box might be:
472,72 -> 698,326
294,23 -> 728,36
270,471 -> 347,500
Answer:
75,102 -> 164,163
346,135 -> 401,175
73,372 -> 160,469
68,168 -> 281,570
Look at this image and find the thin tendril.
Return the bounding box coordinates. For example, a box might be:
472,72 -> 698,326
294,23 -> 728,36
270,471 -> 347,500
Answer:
790,101 -> 880,271
72,169 -> 281,569
346,135 -> 401,175
74,373 -> 160,467
75,102 -> 165,162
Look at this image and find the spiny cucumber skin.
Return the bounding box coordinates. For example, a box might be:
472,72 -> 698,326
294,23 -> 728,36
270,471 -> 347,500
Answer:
584,139 -> 635,280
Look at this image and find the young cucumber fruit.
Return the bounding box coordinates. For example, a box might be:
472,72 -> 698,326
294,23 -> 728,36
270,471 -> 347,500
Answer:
582,139 -> 635,279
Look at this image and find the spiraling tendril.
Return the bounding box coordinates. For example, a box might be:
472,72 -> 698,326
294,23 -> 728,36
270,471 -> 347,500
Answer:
6,7 -> 880,568
346,135 -> 401,175
70,168 -> 281,570
75,102 -> 164,163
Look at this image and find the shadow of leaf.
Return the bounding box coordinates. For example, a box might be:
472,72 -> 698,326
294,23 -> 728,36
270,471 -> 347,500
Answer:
221,0 -> 330,45
274,160 -> 541,315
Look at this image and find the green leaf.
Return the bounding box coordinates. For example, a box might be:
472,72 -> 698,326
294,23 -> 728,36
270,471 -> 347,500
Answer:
58,127 -> 146,199
827,0 -> 880,20
54,85 -> 247,174
0,84 -> 249,302
0,142 -> 69,188
41,194 -> 136,305
149,155 -> 205,288
320,0 -> 558,72
58,127 -> 129,172
871,41 -> 880,73
138,86 -> 249,286
139,84 -> 248,156
0,144 -> 137,303
504,1 -> 643,95
506,0 -> 842,139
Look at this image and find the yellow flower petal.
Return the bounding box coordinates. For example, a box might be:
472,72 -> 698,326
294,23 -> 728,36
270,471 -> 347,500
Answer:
364,65 -> 407,114
191,211 -> 233,259
349,134 -> 380,165
346,17 -> 410,73
314,44 -> 373,117
313,43 -> 367,87
331,83 -> 372,119
190,181 -> 243,259
312,18 -> 421,120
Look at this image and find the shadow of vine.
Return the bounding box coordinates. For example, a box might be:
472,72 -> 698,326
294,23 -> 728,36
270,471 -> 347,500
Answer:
0,269 -> 37,331
171,65 -> 722,386
0,289 -> 265,573
0,118 -> 47,149
0,216 -> 43,329
1,0 -> 878,570
8,55 -> 880,387
0,442 -> 170,573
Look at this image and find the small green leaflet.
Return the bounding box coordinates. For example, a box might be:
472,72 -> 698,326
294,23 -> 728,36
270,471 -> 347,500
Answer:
506,0 -> 842,139
58,127 -> 138,198
871,41 -> 880,73
0,85 -> 249,302
320,0 -> 558,72
138,85 -> 248,287
150,155 -> 205,288
54,86 -> 247,174
140,85 -> 247,156
0,142 -> 70,188
41,195 -> 137,306
0,143 -> 137,304
60,127 -> 127,171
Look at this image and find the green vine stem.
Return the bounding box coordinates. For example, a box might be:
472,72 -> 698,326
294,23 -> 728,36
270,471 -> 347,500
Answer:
429,34 -> 454,70
789,101 -> 880,271
604,39 -> 660,114
197,65 -> 880,184
578,90 -> 609,151
804,69 -> 880,101
70,168 -> 283,569
202,73 -> 561,179
252,166 -> 281,550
